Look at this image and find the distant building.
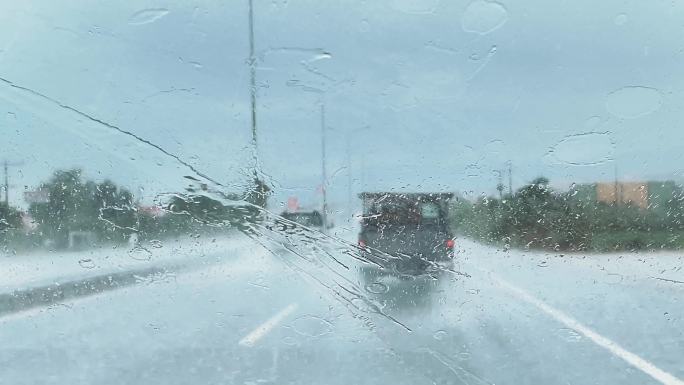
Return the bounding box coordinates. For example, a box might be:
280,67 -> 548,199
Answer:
571,180 -> 681,211
596,181 -> 648,209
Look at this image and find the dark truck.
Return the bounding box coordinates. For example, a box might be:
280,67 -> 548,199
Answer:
358,192 -> 455,273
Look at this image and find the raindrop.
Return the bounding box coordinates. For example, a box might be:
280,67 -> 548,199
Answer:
78,258 -> 96,269
548,132 -> 614,166
614,13 -> 628,26
605,86 -> 662,119
461,0 -> 508,35
149,239 -> 163,249
282,336 -> 299,346
433,330 -> 448,340
291,315 -> 333,337
350,297 -> 373,313
605,273 -> 623,284
128,8 -> 170,25
584,116 -> 602,129
359,19 -> 370,32
558,328 -> 582,342
128,246 -> 152,261
365,281 -> 389,294
390,0 -> 441,14
310,52 -> 332,61
148,322 -> 161,331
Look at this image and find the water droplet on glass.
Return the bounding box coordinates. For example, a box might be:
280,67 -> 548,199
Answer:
350,297 -> 373,313
606,86 -> 662,119
282,336 -> 299,346
291,315 -> 333,337
311,52 -> 332,61
390,0 -> 440,14
548,132 -> 614,166
359,19 -> 370,32
128,8 -> 170,25
433,330 -> 448,340
558,328 -> 582,342
78,258 -> 95,269
462,0 -> 508,35
584,116 -> 602,129
128,246 -> 152,261
614,13 -> 628,26
365,281 -> 389,294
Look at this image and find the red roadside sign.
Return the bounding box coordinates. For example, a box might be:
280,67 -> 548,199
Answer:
287,196 -> 299,212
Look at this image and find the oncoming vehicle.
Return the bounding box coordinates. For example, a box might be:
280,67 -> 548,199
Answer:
357,192 -> 455,274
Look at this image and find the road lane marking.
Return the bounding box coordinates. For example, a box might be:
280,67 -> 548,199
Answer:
239,303 -> 298,347
489,272 -> 684,385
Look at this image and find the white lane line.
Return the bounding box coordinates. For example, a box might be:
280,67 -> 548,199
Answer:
238,303 -> 298,347
488,272 -> 684,385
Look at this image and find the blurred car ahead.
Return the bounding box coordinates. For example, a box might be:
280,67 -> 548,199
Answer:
358,192 -> 455,274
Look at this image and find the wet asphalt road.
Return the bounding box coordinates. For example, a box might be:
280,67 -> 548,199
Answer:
0,236 -> 682,385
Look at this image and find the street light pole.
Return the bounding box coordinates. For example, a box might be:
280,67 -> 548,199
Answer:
507,161 -> 513,196
320,104 -> 328,232
3,160 -> 24,206
345,126 -> 369,218
346,134 -> 351,216
3,161 -> 8,205
247,0 -> 259,178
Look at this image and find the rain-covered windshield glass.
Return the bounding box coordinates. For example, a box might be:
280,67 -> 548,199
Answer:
1,1 -> 683,385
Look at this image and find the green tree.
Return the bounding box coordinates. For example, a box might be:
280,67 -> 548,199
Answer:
0,202 -> 22,235
28,169 -> 136,248
244,177 -> 271,208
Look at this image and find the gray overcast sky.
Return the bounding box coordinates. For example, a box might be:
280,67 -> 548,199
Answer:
1,0 -> 684,212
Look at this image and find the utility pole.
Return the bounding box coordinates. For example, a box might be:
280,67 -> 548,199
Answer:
320,104 -> 328,232
3,161 -> 8,205
614,163 -> 620,206
346,125 -> 369,219
3,160 -> 24,206
346,135 -> 352,217
496,170 -> 504,201
507,161 -> 513,196
247,0 -> 259,178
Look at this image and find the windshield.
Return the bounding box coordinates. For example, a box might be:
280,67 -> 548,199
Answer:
1,1 -> 683,385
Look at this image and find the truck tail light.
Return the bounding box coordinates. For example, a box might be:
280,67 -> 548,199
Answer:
445,239 -> 455,249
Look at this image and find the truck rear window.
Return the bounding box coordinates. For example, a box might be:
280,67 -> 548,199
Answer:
363,200 -> 443,225
420,202 -> 440,219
